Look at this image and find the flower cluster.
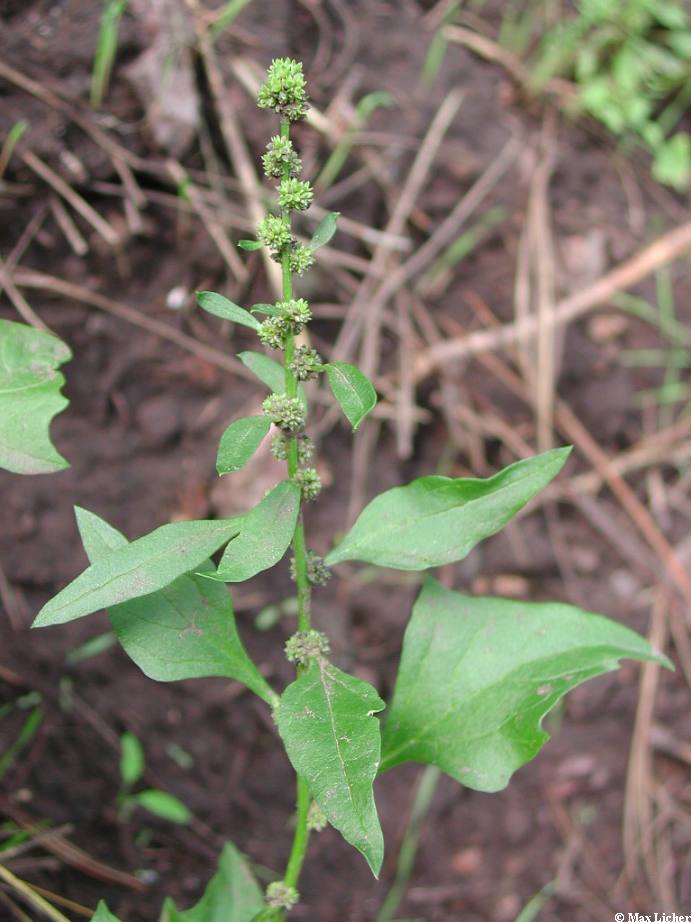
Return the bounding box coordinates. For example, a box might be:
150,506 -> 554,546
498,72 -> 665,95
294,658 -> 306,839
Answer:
272,433 -> 314,463
266,881 -> 299,910
262,394 -> 305,432
285,629 -> 330,665
257,214 -> 291,257
307,801 -> 328,832
279,177 -> 313,212
289,243 -> 314,276
289,345 -> 322,381
291,550 -> 331,587
262,135 -> 302,178
294,467 -> 321,502
257,57 -> 309,121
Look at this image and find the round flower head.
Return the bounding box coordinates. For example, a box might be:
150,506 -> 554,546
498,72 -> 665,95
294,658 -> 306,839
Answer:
272,433 -> 314,463
279,178 -> 313,212
291,550 -> 331,586
289,345 -> 322,381
257,57 -> 309,121
266,881 -> 299,910
281,298 -> 312,333
258,317 -> 288,350
262,393 -> 305,432
294,467 -> 321,501
262,135 -> 302,178
285,629 -> 330,665
289,243 -> 315,276
257,214 -> 291,257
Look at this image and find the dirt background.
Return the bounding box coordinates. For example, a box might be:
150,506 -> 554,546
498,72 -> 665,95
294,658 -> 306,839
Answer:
1,1 -> 690,920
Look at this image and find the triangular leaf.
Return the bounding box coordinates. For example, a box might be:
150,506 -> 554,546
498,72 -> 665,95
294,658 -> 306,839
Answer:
160,842 -> 264,922
276,660 -> 385,876
93,902 -> 123,922
237,351 -> 307,411
73,508 -> 274,704
308,212 -> 340,251
0,318 -> 71,474
325,448 -> 571,570
33,517 -> 241,627
324,362 -> 377,431
216,415 -> 271,475
197,291 -> 261,331
380,577 -> 672,791
212,481 -> 300,582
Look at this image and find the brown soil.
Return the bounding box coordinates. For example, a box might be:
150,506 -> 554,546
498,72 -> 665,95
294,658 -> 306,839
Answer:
1,2 -> 689,921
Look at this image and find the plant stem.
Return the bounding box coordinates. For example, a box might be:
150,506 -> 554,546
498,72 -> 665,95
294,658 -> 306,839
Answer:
275,116 -> 313,917
376,766 -> 441,922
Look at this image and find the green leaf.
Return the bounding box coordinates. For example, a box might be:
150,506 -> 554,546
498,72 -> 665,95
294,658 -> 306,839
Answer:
324,362 -> 377,431
380,577 -> 672,791
119,731 -> 144,786
250,303 -> 282,317
325,448 -> 571,570
238,239 -> 263,251
196,291 -> 261,331
212,481 -> 300,582
72,508 -> 274,705
308,212 -> 340,251
131,789 -> 191,824
0,319 -> 71,474
217,415 -> 270,475
93,902 -> 123,922
160,842 -> 264,922
237,351 -> 307,411
32,516 -> 241,628
276,660 -> 385,876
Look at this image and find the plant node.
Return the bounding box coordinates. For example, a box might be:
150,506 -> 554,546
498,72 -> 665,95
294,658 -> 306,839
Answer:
258,317 -> 288,350
266,880 -> 299,910
291,550 -> 331,586
285,629 -> 330,665
307,800 -> 328,831
289,243 -> 315,275
257,214 -> 292,258
289,346 -> 322,381
262,394 -> 305,432
294,467 -> 321,502
262,135 -> 302,178
272,433 -> 314,463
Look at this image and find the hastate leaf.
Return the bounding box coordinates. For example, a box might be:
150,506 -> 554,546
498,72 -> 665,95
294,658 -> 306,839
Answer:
32,516 -> 241,628
308,211 -> 340,251
276,660 -> 385,876
72,507 -> 274,704
380,578 -> 671,791
0,318 -> 71,474
238,351 -> 307,411
324,362 -> 377,431
160,842 -> 264,922
216,415 -> 270,475
212,481 -> 300,582
196,291 -> 261,331
325,448 -> 571,570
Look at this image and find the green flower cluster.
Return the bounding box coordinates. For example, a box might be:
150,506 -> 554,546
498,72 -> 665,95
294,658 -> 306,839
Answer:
262,394 -> 305,432
257,57 -> 309,121
294,467 -> 321,502
257,214 -> 292,257
285,629 -> 330,665
289,345 -> 322,381
271,433 -> 314,463
279,177 -> 313,212
290,550 -> 331,587
266,880 -> 299,910
289,243 -> 314,276
262,135 -> 302,178
257,300 -> 313,350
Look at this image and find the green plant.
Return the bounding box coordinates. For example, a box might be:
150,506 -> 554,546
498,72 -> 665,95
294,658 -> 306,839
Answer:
117,731 -> 191,826
90,0 -> 129,109
529,0 -> 691,188
31,59 -> 669,920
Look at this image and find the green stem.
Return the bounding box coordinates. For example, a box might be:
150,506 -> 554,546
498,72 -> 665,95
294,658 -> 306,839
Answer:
274,116 -> 313,918
376,766 -> 441,922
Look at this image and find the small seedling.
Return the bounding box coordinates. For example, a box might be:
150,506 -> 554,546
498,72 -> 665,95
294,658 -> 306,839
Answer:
91,0 -> 130,109
30,59 -> 669,919
117,731 -> 191,826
